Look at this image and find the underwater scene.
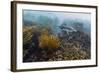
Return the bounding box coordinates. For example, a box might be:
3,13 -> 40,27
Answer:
23,10 -> 91,62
